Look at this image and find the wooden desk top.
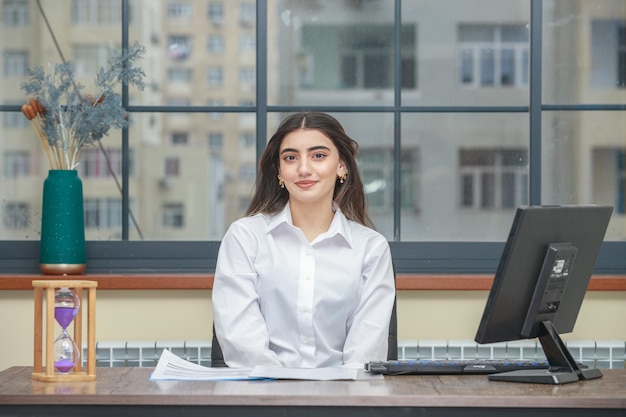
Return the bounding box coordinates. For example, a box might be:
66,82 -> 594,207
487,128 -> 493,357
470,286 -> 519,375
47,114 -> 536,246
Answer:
1,366 -> 625,410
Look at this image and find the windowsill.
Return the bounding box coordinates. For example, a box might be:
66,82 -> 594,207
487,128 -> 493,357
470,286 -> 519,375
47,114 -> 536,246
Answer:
0,274 -> 625,291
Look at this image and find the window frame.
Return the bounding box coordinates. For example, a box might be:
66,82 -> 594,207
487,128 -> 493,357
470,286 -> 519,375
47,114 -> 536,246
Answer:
1,0 -> 625,276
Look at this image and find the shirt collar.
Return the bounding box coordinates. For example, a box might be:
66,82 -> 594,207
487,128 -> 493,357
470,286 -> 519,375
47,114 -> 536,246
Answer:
267,202 -> 353,247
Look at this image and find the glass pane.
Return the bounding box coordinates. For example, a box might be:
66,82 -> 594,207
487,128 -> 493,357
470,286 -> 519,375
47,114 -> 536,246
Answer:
542,111 -> 626,241
132,0 -> 256,106
401,113 -> 529,241
269,0 -> 396,106
264,112 -> 395,239
543,0 -> 626,104
1,0 -> 124,241
402,0 -> 530,106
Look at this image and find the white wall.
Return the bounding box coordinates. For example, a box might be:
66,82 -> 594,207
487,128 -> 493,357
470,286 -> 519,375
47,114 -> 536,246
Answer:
1,289 -> 625,371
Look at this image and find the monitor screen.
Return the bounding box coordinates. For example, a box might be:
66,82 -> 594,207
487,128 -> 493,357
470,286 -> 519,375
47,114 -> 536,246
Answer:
474,205 -> 613,384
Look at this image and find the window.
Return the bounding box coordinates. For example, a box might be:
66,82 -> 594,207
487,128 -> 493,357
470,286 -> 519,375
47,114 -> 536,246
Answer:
240,34 -> 255,52
300,24 -> 416,90
208,132 -> 223,152
162,203 -> 184,228
2,0 -> 28,26
168,35 -> 191,61
459,24 -> 529,87
239,163 -> 256,182
208,35 -> 224,54
72,0 -> 121,24
3,151 -> 29,177
78,148 -> 133,179
2,202 -> 28,230
3,50 -> 28,76
207,99 -> 224,119
3,110 -> 29,128
84,198 -> 123,229
167,2 -> 192,18
592,148 -> 626,214
591,20 -> 626,88
238,132 -> 255,149
360,148 -> 418,210
170,132 -> 189,145
165,157 -> 180,177
208,2 -> 223,26
240,2 -> 255,28
239,67 -> 255,87
168,68 -> 192,83
1,1 -> 625,276
73,45 -> 115,77
207,66 -> 223,86
459,149 -> 528,209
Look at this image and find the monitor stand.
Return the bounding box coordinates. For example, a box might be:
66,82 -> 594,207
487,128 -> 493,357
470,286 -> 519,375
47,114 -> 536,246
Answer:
488,320 -> 603,384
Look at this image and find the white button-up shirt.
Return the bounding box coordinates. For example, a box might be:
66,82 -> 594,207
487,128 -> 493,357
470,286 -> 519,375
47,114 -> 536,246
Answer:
212,203 -> 395,368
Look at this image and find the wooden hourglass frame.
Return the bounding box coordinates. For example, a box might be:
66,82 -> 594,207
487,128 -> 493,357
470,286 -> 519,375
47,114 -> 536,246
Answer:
32,280 -> 97,382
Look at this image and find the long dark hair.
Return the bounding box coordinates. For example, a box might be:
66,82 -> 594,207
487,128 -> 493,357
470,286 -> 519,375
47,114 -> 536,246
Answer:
246,112 -> 374,229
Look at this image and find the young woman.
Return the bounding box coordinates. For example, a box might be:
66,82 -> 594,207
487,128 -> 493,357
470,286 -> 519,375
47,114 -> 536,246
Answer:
212,112 -> 395,368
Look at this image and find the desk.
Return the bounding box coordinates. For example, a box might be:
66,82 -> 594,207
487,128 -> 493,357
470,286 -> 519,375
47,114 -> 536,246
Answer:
0,366 -> 624,417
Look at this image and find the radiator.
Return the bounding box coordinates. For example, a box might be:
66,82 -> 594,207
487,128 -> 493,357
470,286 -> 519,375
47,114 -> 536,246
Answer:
85,339 -> 626,369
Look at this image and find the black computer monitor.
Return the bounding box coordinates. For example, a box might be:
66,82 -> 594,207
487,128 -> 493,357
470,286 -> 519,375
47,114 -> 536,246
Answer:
474,205 -> 613,384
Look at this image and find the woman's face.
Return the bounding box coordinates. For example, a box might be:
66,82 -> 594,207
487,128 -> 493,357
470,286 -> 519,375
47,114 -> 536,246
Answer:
278,128 -> 345,206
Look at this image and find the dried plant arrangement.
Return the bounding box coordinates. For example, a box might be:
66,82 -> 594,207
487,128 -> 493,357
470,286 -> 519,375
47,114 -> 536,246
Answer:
20,42 -> 148,170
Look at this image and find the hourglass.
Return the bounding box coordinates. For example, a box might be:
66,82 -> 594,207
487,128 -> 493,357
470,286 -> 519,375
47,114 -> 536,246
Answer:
53,287 -> 81,373
32,280 -> 97,382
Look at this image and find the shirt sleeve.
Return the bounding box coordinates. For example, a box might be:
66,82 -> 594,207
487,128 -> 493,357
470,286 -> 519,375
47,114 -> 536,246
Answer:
212,221 -> 283,368
341,234 -> 396,367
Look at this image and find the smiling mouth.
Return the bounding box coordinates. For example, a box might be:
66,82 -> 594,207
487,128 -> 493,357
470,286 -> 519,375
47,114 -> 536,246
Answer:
295,180 -> 317,188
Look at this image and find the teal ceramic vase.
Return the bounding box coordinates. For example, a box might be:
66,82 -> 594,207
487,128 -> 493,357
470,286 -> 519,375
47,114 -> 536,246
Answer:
39,170 -> 86,275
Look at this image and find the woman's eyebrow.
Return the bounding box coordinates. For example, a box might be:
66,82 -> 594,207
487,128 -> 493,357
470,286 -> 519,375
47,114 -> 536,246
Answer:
280,145 -> 331,154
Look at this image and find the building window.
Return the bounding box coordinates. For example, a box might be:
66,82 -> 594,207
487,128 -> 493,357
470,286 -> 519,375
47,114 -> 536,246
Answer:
84,198 -> 123,229
360,148 -> 419,210
72,0 -> 121,24
207,99 -> 224,119
162,203 -> 184,228
73,45 -> 115,77
170,132 -> 189,145
3,50 -> 28,76
3,110 -> 29,128
208,34 -> 224,54
240,2 -> 255,28
208,132 -> 223,152
168,35 -> 191,61
301,24 -> 416,90
207,66 -> 223,87
3,202 -> 28,230
459,148 -> 528,209
592,148 -> 626,215
208,2 -> 223,27
238,132 -> 255,149
2,0 -> 28,26
239,163 -> 256,182
168,68 -> 192,83
239,66 -> 255,87
165,157 -> 180,177
459,24 -> 529,87
591,20 -> 626,88
240,34 -> 255,52
167,2 -> 192,18
78,148 -> 133,179
3,151 -> 30,177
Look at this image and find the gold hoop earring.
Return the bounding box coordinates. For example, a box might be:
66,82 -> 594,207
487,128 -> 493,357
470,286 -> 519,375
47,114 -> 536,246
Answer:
339,172 -> 348,184
277,175 -> 285,188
